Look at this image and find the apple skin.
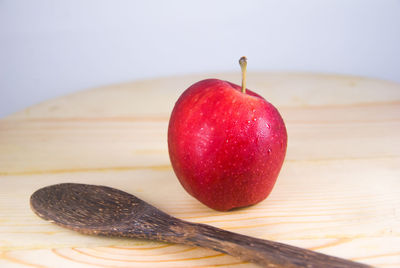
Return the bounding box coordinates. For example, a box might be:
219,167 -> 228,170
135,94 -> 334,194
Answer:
168,79 -> 287,211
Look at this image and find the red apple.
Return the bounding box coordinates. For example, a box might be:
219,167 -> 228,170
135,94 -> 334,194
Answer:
168,57 -> 287,211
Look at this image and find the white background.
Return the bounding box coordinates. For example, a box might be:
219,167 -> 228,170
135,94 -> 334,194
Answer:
1,0 -> 400,117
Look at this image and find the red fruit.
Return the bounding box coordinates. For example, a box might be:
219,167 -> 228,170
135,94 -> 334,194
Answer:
168,58 -> 287,211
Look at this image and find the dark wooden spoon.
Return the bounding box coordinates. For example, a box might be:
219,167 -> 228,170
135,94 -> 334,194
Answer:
30,183 -> 371,268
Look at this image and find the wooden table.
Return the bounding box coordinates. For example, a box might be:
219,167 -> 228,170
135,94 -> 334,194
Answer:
1,73 -> 399,267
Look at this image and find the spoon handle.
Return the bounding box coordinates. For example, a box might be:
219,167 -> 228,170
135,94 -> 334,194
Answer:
173,220 -> 371,268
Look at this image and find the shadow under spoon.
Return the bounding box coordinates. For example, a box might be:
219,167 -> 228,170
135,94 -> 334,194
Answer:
30,183 -> 371,268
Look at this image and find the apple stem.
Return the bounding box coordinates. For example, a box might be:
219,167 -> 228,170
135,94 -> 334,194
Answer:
239,56 -> 247,94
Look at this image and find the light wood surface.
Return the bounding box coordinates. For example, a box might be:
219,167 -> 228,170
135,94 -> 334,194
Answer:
0,72 -> 399,267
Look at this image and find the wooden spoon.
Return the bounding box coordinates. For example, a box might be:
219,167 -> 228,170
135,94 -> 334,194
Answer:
30,183 -> 371,268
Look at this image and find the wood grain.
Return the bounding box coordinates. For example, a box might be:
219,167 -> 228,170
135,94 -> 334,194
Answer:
0,73 -> 399,267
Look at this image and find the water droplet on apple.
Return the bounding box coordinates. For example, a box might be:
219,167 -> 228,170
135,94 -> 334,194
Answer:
253,118 -> 257,121
267,148 -> 272,155
252,109 -> 256,113
266,123 -> 271,129
226,139 -> 229,143
247,120 -> 251,124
